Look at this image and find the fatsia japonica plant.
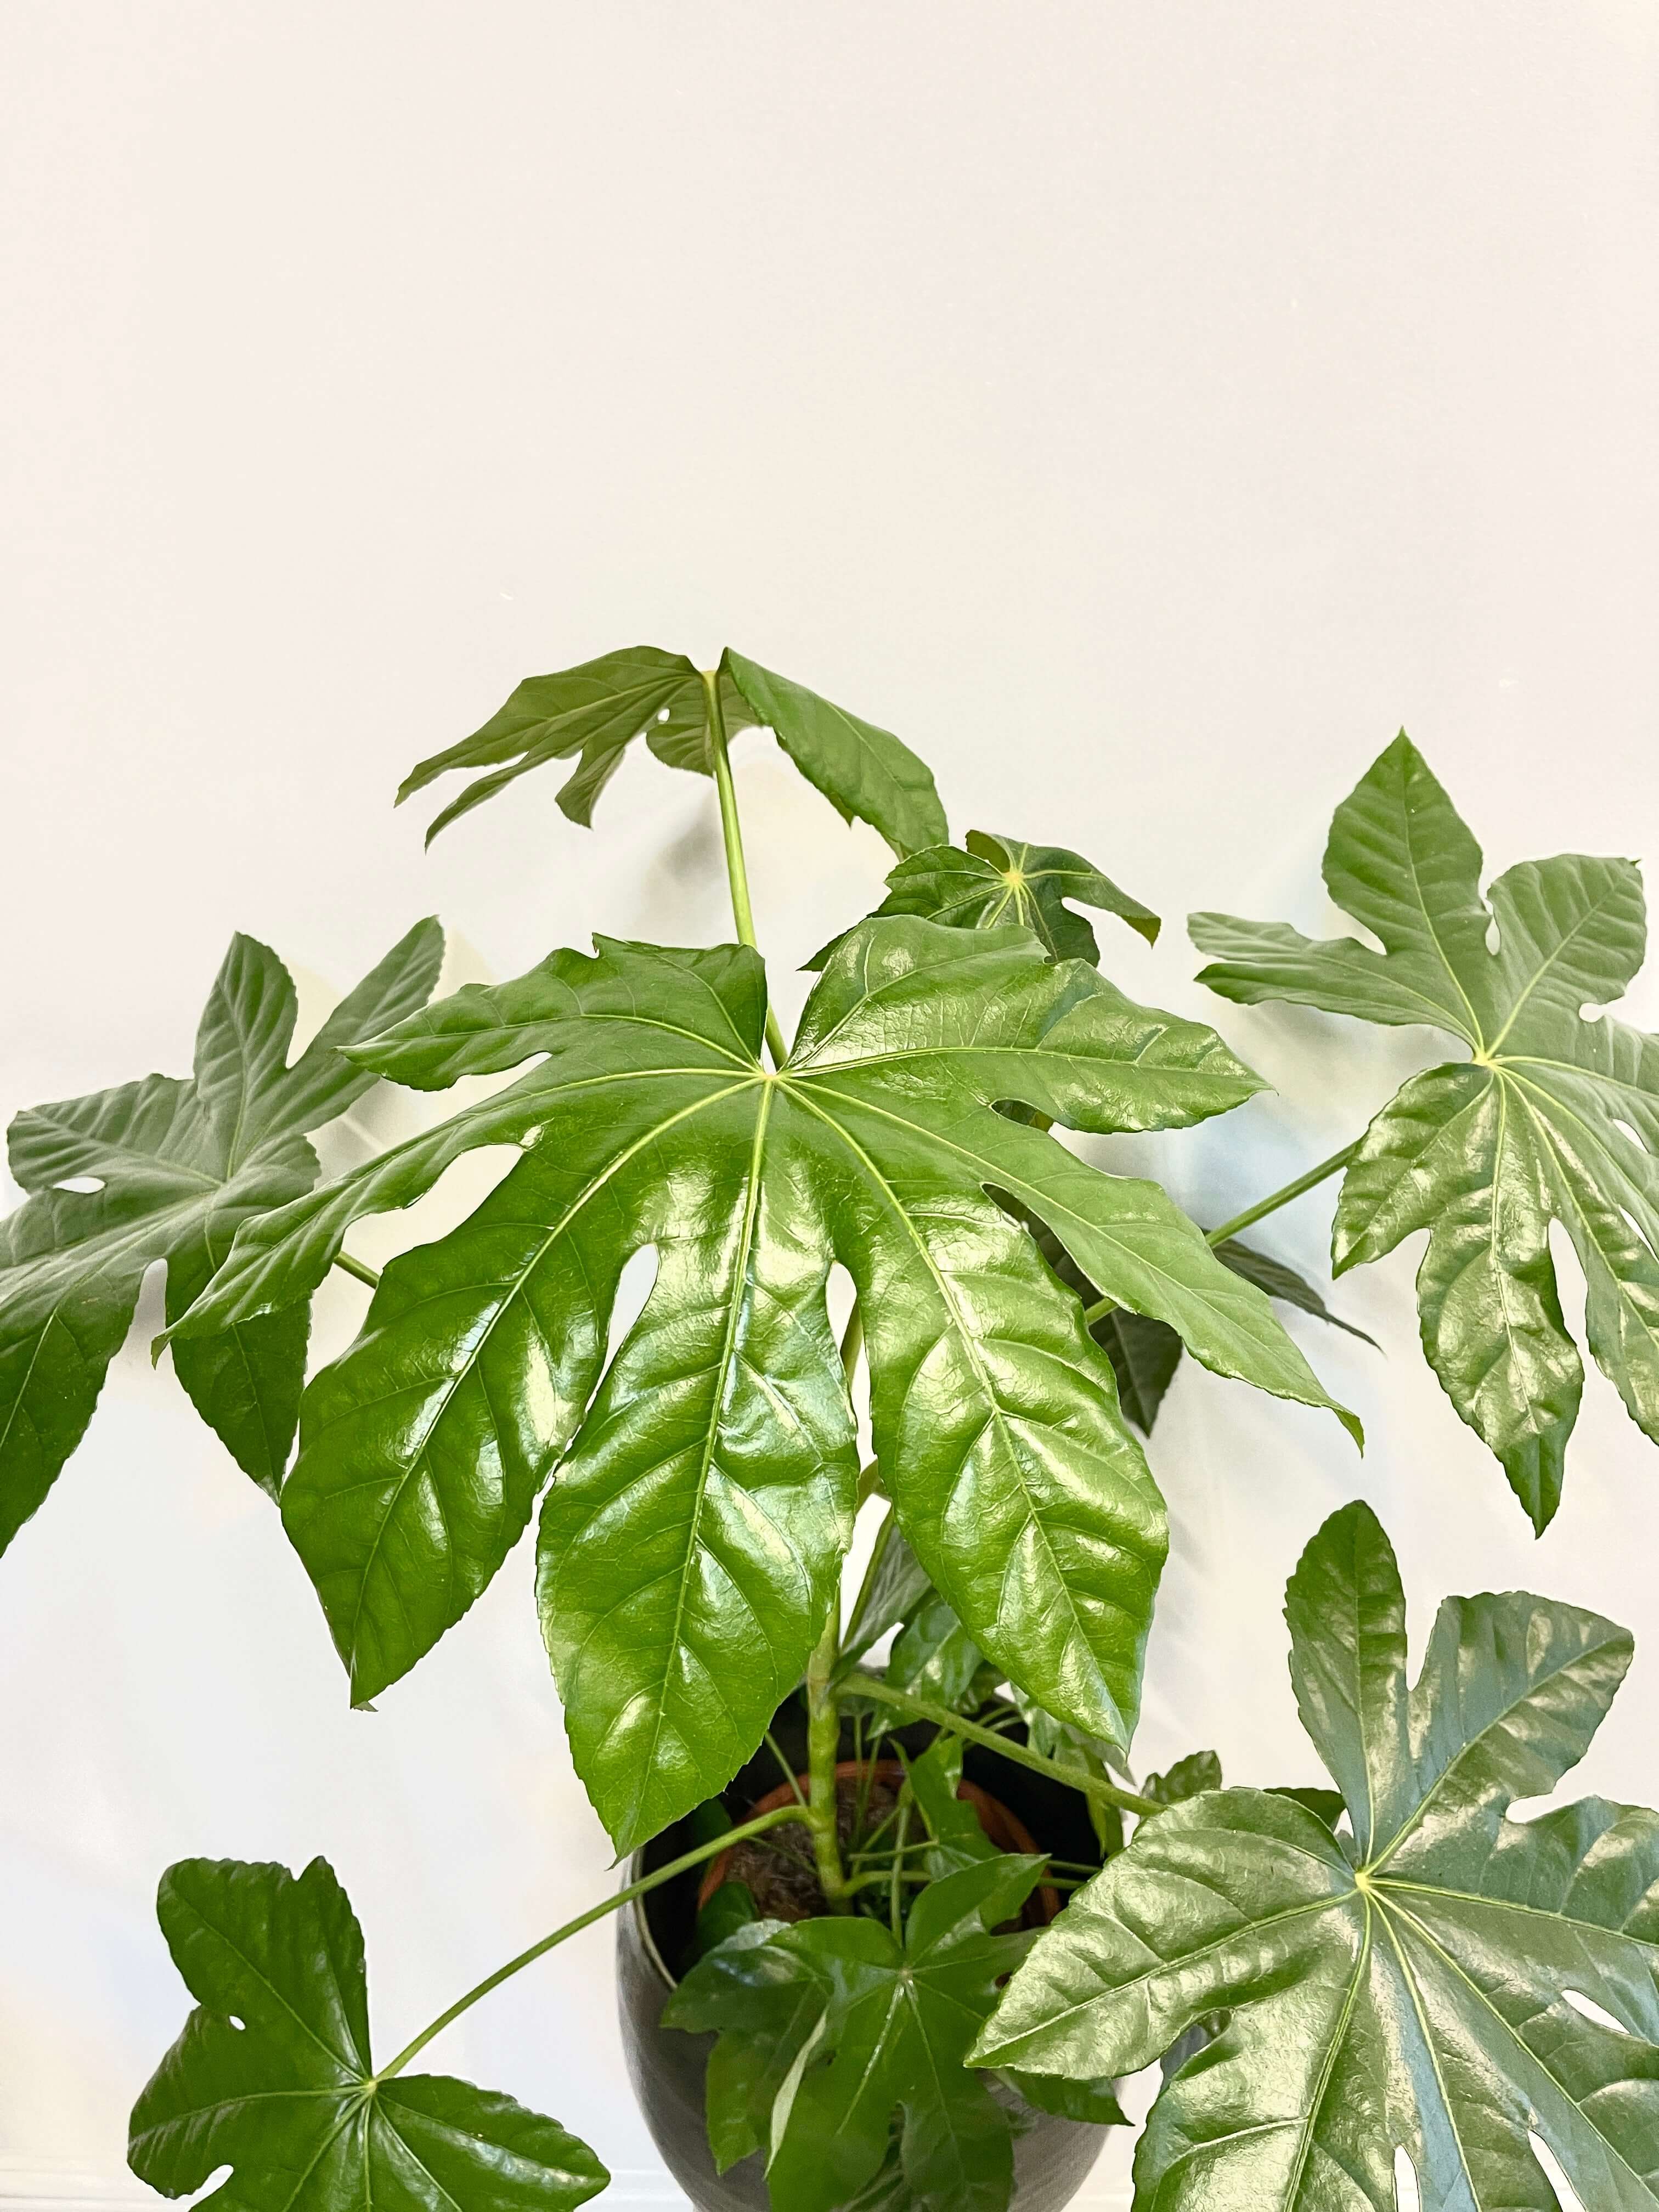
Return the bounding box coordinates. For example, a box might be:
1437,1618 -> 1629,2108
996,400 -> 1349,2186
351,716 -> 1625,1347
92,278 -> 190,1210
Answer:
4,650 -> 1658,2212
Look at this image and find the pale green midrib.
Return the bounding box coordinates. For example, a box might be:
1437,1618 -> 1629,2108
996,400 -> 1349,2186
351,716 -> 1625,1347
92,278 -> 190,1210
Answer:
780,1082 -> 1130,1744
1478,1079 -> 1561,1445
1483,872 -> 1634,1057
3,1180 -> 225,1323
1375,1872 -> 1659,1955
1365,1629 -> 1629,1876
1278,1896 -> 1374,2211
164,1890 -> 364,2077
1339,1073 -> 1494,1261
1204,918 -> 1480,1042
1383,1891 -> 1657,2196
1501,1066 -> 1659,1361
337,1076 -> 759,1686
624,1080 -> 778,1844
366,2097 -> 471,2212
1387,792 -> 1487,1044
810,1080 -> 1308,1392
1373,1895 -> 1482,2202
363,1006 -> 759,1081
988,1892 -> 1350,2057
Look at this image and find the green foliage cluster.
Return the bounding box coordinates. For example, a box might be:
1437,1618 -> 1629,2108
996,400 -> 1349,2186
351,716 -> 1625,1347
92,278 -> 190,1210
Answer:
5,647 -> 1659,2212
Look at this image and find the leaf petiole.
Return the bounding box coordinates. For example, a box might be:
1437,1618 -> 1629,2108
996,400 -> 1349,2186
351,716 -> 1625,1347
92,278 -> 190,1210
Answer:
702,669 -> 789,1066
849,1672 -> 1160,1819
375,1804 -> 800,2081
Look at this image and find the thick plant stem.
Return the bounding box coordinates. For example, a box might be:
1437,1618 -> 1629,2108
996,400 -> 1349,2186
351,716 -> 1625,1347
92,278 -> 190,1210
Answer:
332,1251 -> 380,1290
851,1671 -> 1160,1819
376,1804 -> 799,2081
1081,1138 -> 1360,1328
702,669 -> 789,1066
805,1607 -> 850,1908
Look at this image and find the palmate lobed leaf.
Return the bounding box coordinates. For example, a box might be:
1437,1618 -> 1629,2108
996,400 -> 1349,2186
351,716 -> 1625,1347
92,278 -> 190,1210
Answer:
0,920 -> 443,1548
129,1857 -> 607,2212
1193,730 -> 1659,1528
665,1855 -> 1049,2212
807,827 -> 1159,972
170,916 -> 1354,1853
974,1499 -> 1659,2212
397,644 -> 947,859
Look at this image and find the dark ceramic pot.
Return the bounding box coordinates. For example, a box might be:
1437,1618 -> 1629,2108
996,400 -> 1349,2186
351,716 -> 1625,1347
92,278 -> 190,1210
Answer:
613,1708 -> 1118,2212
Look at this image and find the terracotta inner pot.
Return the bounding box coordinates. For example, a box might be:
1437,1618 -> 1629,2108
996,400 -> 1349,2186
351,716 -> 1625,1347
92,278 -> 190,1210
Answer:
697,1758 -> 1064,1925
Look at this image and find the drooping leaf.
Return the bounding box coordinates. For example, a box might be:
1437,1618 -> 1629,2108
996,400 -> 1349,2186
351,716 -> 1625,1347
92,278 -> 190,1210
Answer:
668,1857 -> 1047,2212
995,2069 -> 1128,2127
129,1857 -> 607,2212
1027,1214 -> 1368,1436
974,1499 -> 1659,2212
887,1591 -> 986,1709
808,828 -> 1158,970
1194,730 -> 1659,1528
173,921 -> 1353,1851
0,921 -> 443,1545
397,646 -> 945,859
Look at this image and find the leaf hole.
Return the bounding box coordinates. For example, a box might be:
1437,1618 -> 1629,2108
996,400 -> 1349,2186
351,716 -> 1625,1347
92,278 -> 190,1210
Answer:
53,1175 -> 104,1194
606,1244 -> 660,1369
228,2015 -> 246,2032
1563,1987 -> 1628,2034
1577,1001 -> 1607,1024
656,707 -> 670,721
1392,2146 -> 1420,2212
1485,918 -> 1502,955
1611,1118 -> 1643,1149
1529,2130 -> 1585,2211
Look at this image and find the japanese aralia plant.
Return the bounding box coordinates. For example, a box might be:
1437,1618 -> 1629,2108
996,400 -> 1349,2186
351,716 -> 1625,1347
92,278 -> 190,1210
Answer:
5,647 -> 1659,2212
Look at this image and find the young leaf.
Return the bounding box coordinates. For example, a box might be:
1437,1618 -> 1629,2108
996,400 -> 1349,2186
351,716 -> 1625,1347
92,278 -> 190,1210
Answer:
172,920 -> 1352,1850
974,1500 -> 1659,2212
1194,730 -> 1659,1528
669,1857 -> 1047,2212
1139,1749 -> 1223,1808
808,828 -> 1158,970
0,921 -> 442,1545
887,1590 -> 985,1709
397,645 -> 945,859
906,1737 -> 1000,1877
129,1857 -> 607,2212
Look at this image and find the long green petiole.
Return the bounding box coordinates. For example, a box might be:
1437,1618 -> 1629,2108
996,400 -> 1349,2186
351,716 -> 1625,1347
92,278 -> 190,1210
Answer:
1081,1137 -> 1360,1327
376,1804 -> 800,2081
850,1671 -> 1160,1819
331,1251 -> 380,1290
702,669 -> 789,1066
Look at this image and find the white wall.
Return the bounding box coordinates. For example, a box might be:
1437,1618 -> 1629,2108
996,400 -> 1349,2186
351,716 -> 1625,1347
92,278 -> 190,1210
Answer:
3,6 -> 1657,2207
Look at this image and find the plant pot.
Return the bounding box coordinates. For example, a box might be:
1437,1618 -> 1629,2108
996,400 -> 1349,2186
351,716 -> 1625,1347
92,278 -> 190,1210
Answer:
615,1739 -> 1116,2212
696,1760 -> 1063,1926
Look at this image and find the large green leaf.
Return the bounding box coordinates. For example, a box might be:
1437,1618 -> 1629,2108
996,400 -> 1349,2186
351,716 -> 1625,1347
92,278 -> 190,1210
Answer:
1193,730 -> 1659,1528
0,921 -> 442,1545
397,645 -> 945,858
129,1857 -> 607,2212
974,1500 -> 1659,2211
666,1855 -> 1047,2212
809,828 -> 1158,971
172,918 -> 1352,1851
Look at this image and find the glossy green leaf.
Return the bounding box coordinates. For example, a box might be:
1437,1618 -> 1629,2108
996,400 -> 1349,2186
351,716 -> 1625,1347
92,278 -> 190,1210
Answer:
995,2069 -> 1128,2127
176,919 -> 1352,1850
975,1499 -> 1659,2211
1029,1215 -> 1368,1436
0,921 -> 442,1545
906,1737 -> 1000,1878
669,1856 -> 1047,2212
1194,730 -> 1659,1527
129,1857 -> 607,2212
397,645 -> 944,859
887,1591 -> 985,1709
809,828 -> 1157,970
720,651 -> 946,859
1140,1749 -> 1222,1808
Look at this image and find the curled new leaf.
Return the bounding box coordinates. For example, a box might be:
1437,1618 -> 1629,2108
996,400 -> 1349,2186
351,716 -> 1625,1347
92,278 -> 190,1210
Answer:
129,1857 -> 607,2212
0,920 -> 443,1546
173,918 -> 1352,1852
974,1500 -> 1659,2212
1194,731 -> 1659,1528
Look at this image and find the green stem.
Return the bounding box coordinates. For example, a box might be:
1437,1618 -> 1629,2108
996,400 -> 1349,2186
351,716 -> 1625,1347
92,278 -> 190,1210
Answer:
703,669 -> 788,1066
805,1607 -> 850,1907
850,1672 -> 1159,1819
1081,1138 -> 1359,1328
332,1251 -> 380,1290
1204,1138 -> 1361,1247
376,1804 -> 798,2081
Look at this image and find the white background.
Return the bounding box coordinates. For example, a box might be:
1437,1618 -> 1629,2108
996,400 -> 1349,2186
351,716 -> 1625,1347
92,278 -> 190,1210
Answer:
3,7 -> 1657,2208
